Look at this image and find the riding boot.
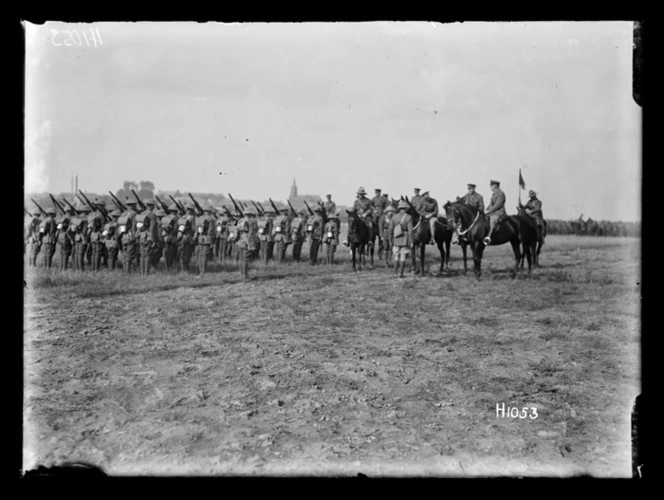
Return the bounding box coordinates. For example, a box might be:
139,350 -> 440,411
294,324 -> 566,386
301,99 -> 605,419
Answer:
484,227 -> 494,245
393,260 -> 399,278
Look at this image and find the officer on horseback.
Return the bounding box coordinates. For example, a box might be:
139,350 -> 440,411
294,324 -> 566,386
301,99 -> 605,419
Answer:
519,189 -> 545,240
464,183 -> 485,213
353,186 -> 374,233
483,180 -> 506,245
420,191 -> 439,245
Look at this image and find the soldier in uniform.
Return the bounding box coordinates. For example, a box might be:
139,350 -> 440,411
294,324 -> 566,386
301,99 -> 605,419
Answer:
464,183 -> 485,212
135,210 -> 153,275
193,204 -> 217,276
161,204 -> 179,272
484,180 -> 506,245
381,205 -> 395,266
372,188 -> 388,216
40,207 -> 58,268
272,208 -> 291,264
307,207 -> 325,265
323,213 -> 339,264
88,206 -> 106,272
237,205 -> 259,280
352,187 -> 374,242
176,203 -> 197,272
55,208 -> 73,271
143,199 -> 162,271
73,205 -> 91,271
119,200 -> 139,273
214,211 -> 230,264
103,209 -> 122,271
388,200 -> 414,278
411,188 -> 424,214
519,189 -> 545,240
94,201 -> 110,268
258,207 -> 276,264
323,194 -> 336,217
27,209 -> 42,267
290,209 -> 307,262
420,191 -> 440,245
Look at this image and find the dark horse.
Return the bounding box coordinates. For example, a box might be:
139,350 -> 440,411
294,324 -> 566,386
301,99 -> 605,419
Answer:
404,201 -> 453,276
345,210 -> 375,271
516,207 -> 547,268
443,200 -> 537,279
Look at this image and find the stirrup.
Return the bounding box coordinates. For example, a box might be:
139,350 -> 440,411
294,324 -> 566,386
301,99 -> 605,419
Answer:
483,237 -> 491,245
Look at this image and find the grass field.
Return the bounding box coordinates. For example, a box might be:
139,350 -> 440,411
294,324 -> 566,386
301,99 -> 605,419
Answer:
23,234 -> 641,477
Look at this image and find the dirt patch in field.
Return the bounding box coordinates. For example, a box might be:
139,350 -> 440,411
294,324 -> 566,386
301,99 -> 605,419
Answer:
23,236 -> 640,477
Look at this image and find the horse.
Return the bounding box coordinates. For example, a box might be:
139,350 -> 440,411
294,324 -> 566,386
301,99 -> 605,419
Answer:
516,207 -> 546,268
344,209 -> 374,271
404,200 -> 453,276
443,200 -> 537,279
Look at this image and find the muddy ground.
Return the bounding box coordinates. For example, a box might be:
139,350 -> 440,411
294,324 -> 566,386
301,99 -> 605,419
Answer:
23,235 -> 640,477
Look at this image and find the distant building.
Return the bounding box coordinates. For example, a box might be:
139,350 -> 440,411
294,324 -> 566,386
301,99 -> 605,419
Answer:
287,178 -> 322,212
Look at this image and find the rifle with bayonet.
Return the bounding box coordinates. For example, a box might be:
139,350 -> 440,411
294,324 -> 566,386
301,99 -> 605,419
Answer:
131,189 -> 147,211
303,200 -> 314,217
79,190 -> 110,222
168,195 -> 186,215
61,198 -> 79,215
251,201 -> 264,216
109,191 -> 127,212
222,206 -> 235,220
228,194 -> 244,218
268,198 -> 281,216
49,194 -> 66,217
155,195 -> 170,213
188,193 -> 204,217
287,200 -> 298,217
31,198 -> 48,218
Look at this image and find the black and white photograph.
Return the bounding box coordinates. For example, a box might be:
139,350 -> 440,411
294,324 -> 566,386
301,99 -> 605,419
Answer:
23,20 -> 641,477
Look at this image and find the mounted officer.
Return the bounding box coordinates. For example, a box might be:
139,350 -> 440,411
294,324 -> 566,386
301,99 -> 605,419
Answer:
463,183 -> 485,213
483,180 -> 506,245
420,191 -> 439,245
352,186 -> 374,241
519,189 -> 545,240
411,188 -> 424,213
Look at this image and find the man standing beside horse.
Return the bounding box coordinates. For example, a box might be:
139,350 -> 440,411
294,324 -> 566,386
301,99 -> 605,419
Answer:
388,200 -> 414,278
484,180 -> 507,245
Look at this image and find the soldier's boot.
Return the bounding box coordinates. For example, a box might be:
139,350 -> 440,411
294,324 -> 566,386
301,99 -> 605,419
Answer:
484,221 -> 495,245
398,260 -> 406,278
429,218 -> 437,244
394,260 -> 400,278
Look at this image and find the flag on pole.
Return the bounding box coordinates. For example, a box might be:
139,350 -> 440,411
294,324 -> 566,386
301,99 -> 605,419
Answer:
519,169 -> 526,189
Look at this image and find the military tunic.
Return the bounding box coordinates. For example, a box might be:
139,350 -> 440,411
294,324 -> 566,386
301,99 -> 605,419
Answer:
464,192 -> 485,213
388,211 -> 414,258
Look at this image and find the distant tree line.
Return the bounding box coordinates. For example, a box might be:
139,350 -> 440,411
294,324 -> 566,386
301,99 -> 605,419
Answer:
546,218 -> 640,237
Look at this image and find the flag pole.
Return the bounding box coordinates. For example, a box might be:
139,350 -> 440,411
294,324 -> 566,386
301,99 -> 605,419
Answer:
518,169 -> 522,207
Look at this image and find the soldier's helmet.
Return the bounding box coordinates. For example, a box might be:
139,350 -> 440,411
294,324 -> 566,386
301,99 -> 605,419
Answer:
385,205 -> 396,213
31,208 -> 41,216
95,200 -> 106,207
145,198 -> 156,206
244,206 -> 258,216
110,209 -> 122,217
168,203 -> 178,212
357,186 -> 367,195
398,200 -> 410,210
126,199 -> 137,206
79,205 -> 91,213
185,201 -> 196,211
155,209 -> 166,217
529,189 -> 537,197
203,204 -> 215,213
46,207 -> 56,215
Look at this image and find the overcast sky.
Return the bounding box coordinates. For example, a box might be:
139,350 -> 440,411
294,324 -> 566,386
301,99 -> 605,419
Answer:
25,21 -> 640,221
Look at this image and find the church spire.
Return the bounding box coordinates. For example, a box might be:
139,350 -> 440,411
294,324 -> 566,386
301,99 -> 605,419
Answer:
289,177 -> 298,199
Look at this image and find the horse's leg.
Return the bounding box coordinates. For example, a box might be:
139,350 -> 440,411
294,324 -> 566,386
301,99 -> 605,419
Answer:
411,245 -> 417,274
472,242 -> 483,279
462,242 -> 468,274
351,246 -> 356,271
420,243 -> 426,275
370,239 -> 375,270
510,240 -> 521,279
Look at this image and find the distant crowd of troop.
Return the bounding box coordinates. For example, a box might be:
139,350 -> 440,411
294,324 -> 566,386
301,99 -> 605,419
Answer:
25,180 -> 544,279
